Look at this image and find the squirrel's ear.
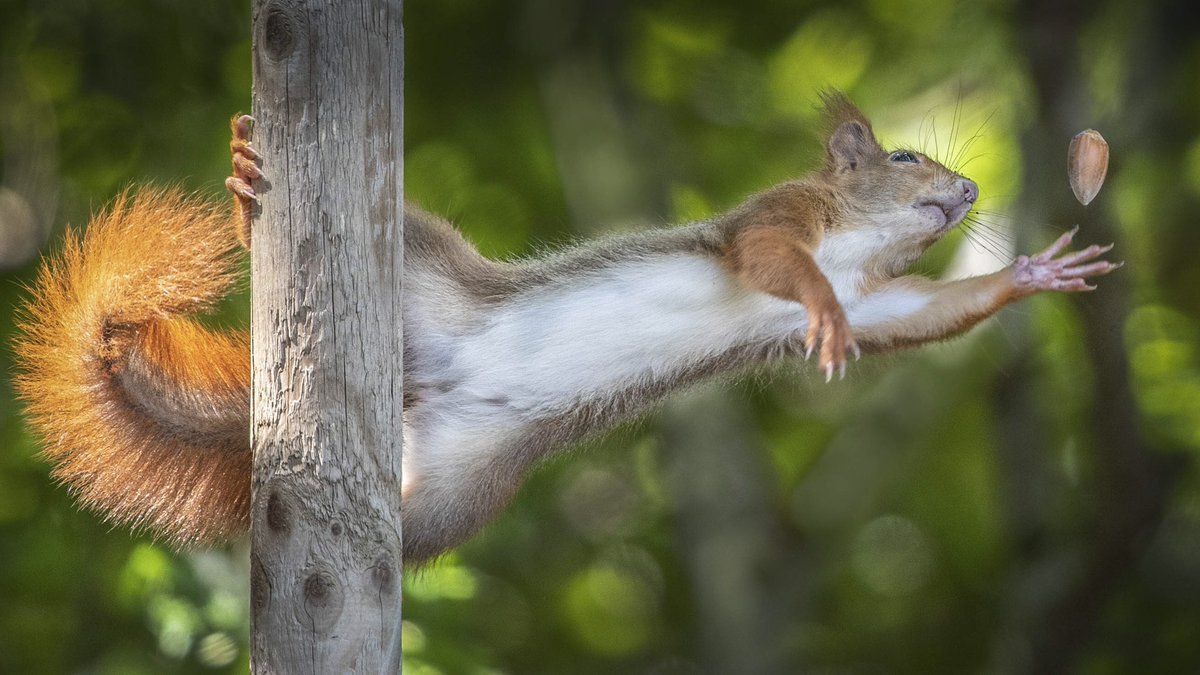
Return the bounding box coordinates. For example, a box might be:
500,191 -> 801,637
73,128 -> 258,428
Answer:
826,120 -> 879,173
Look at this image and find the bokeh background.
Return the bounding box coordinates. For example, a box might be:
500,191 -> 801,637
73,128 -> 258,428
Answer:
2,0 -> 1199,673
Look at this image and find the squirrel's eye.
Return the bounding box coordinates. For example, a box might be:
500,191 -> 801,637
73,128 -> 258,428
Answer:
890,151 -> 918,163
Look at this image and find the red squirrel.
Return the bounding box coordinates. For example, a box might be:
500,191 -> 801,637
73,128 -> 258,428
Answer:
15,93 -> 1120,563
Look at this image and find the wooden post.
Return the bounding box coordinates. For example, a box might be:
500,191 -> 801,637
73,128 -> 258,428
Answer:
248,0 -> 404,672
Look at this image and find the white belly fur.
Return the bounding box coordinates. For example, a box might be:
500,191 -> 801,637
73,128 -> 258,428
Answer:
403,246 -> 930,491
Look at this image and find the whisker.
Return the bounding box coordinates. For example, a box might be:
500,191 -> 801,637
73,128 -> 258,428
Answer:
948,90 -> 964,172
968,227 -> 1012,257
964,216 -> 1009,243
962,224 -> 1010,262
960,229 -> 990,257
964,216 -> 1012,233
975,193 -> 1024,202
951,108 -> 997,172
966,217 -> 1015,243
931,117 -> 941,164
964,214 -> 1014,243
973,213 -> 1067,234
972,228 -> 1012,249
919,111 -> 933,157
956,151 -> 996,172
962,228 -> 1006,261
965,211 -> 1011,227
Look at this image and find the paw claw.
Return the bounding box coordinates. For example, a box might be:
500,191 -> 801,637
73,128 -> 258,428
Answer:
805,301 -> 855,382
234,154 -> 262,179
1013,237 -> 1119,296
234,114 -> 255,139
225,177 -> 257,201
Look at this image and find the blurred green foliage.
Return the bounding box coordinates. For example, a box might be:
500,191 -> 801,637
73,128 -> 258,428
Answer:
2,0 -> 1200,673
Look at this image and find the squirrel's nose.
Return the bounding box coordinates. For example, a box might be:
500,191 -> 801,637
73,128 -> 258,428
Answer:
961,179 -> 979,204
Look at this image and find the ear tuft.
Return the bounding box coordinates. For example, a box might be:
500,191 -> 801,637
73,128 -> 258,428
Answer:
819,91 -> 881,173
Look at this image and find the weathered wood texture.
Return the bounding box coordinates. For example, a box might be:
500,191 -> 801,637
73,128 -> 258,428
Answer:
248,0 -> 404,672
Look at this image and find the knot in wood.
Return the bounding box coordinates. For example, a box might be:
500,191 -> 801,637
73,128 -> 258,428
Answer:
371,558 -> 396,595
266,490 -> 291,532
300,569 -> 344,633
263,2 -> 298,60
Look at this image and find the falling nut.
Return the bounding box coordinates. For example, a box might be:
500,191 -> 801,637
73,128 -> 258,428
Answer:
1068,129 -> 1109,206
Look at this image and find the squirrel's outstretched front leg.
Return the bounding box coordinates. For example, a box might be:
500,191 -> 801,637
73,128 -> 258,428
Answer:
730,225 -> 859,380
224,114 -> 261,249
851,227 -> 1121,351
723,187 -> 861,381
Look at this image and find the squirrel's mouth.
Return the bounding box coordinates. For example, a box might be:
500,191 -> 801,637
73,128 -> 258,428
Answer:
916,198 -> 972,231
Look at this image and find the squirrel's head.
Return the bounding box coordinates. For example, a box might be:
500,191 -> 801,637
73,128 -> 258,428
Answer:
818,92 -> 978,257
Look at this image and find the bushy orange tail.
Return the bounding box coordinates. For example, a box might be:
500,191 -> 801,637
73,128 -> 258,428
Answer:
14,187 -> 251,545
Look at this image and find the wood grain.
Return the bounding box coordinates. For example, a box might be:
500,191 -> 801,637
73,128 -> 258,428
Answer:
248,0 -> 404,671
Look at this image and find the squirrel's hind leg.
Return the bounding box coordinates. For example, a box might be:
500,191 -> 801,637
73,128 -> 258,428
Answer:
224,114 -> 261,249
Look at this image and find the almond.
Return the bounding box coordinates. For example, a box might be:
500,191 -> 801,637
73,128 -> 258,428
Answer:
1068,129 -> 1109,206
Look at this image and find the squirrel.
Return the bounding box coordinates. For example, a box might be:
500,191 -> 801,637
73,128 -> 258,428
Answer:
14,92 -> 1120,564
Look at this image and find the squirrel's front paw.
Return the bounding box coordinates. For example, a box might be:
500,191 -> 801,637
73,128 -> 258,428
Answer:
804,298 -> 860,382
225,114 -> 262,248
1013,226 -> 1122,296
